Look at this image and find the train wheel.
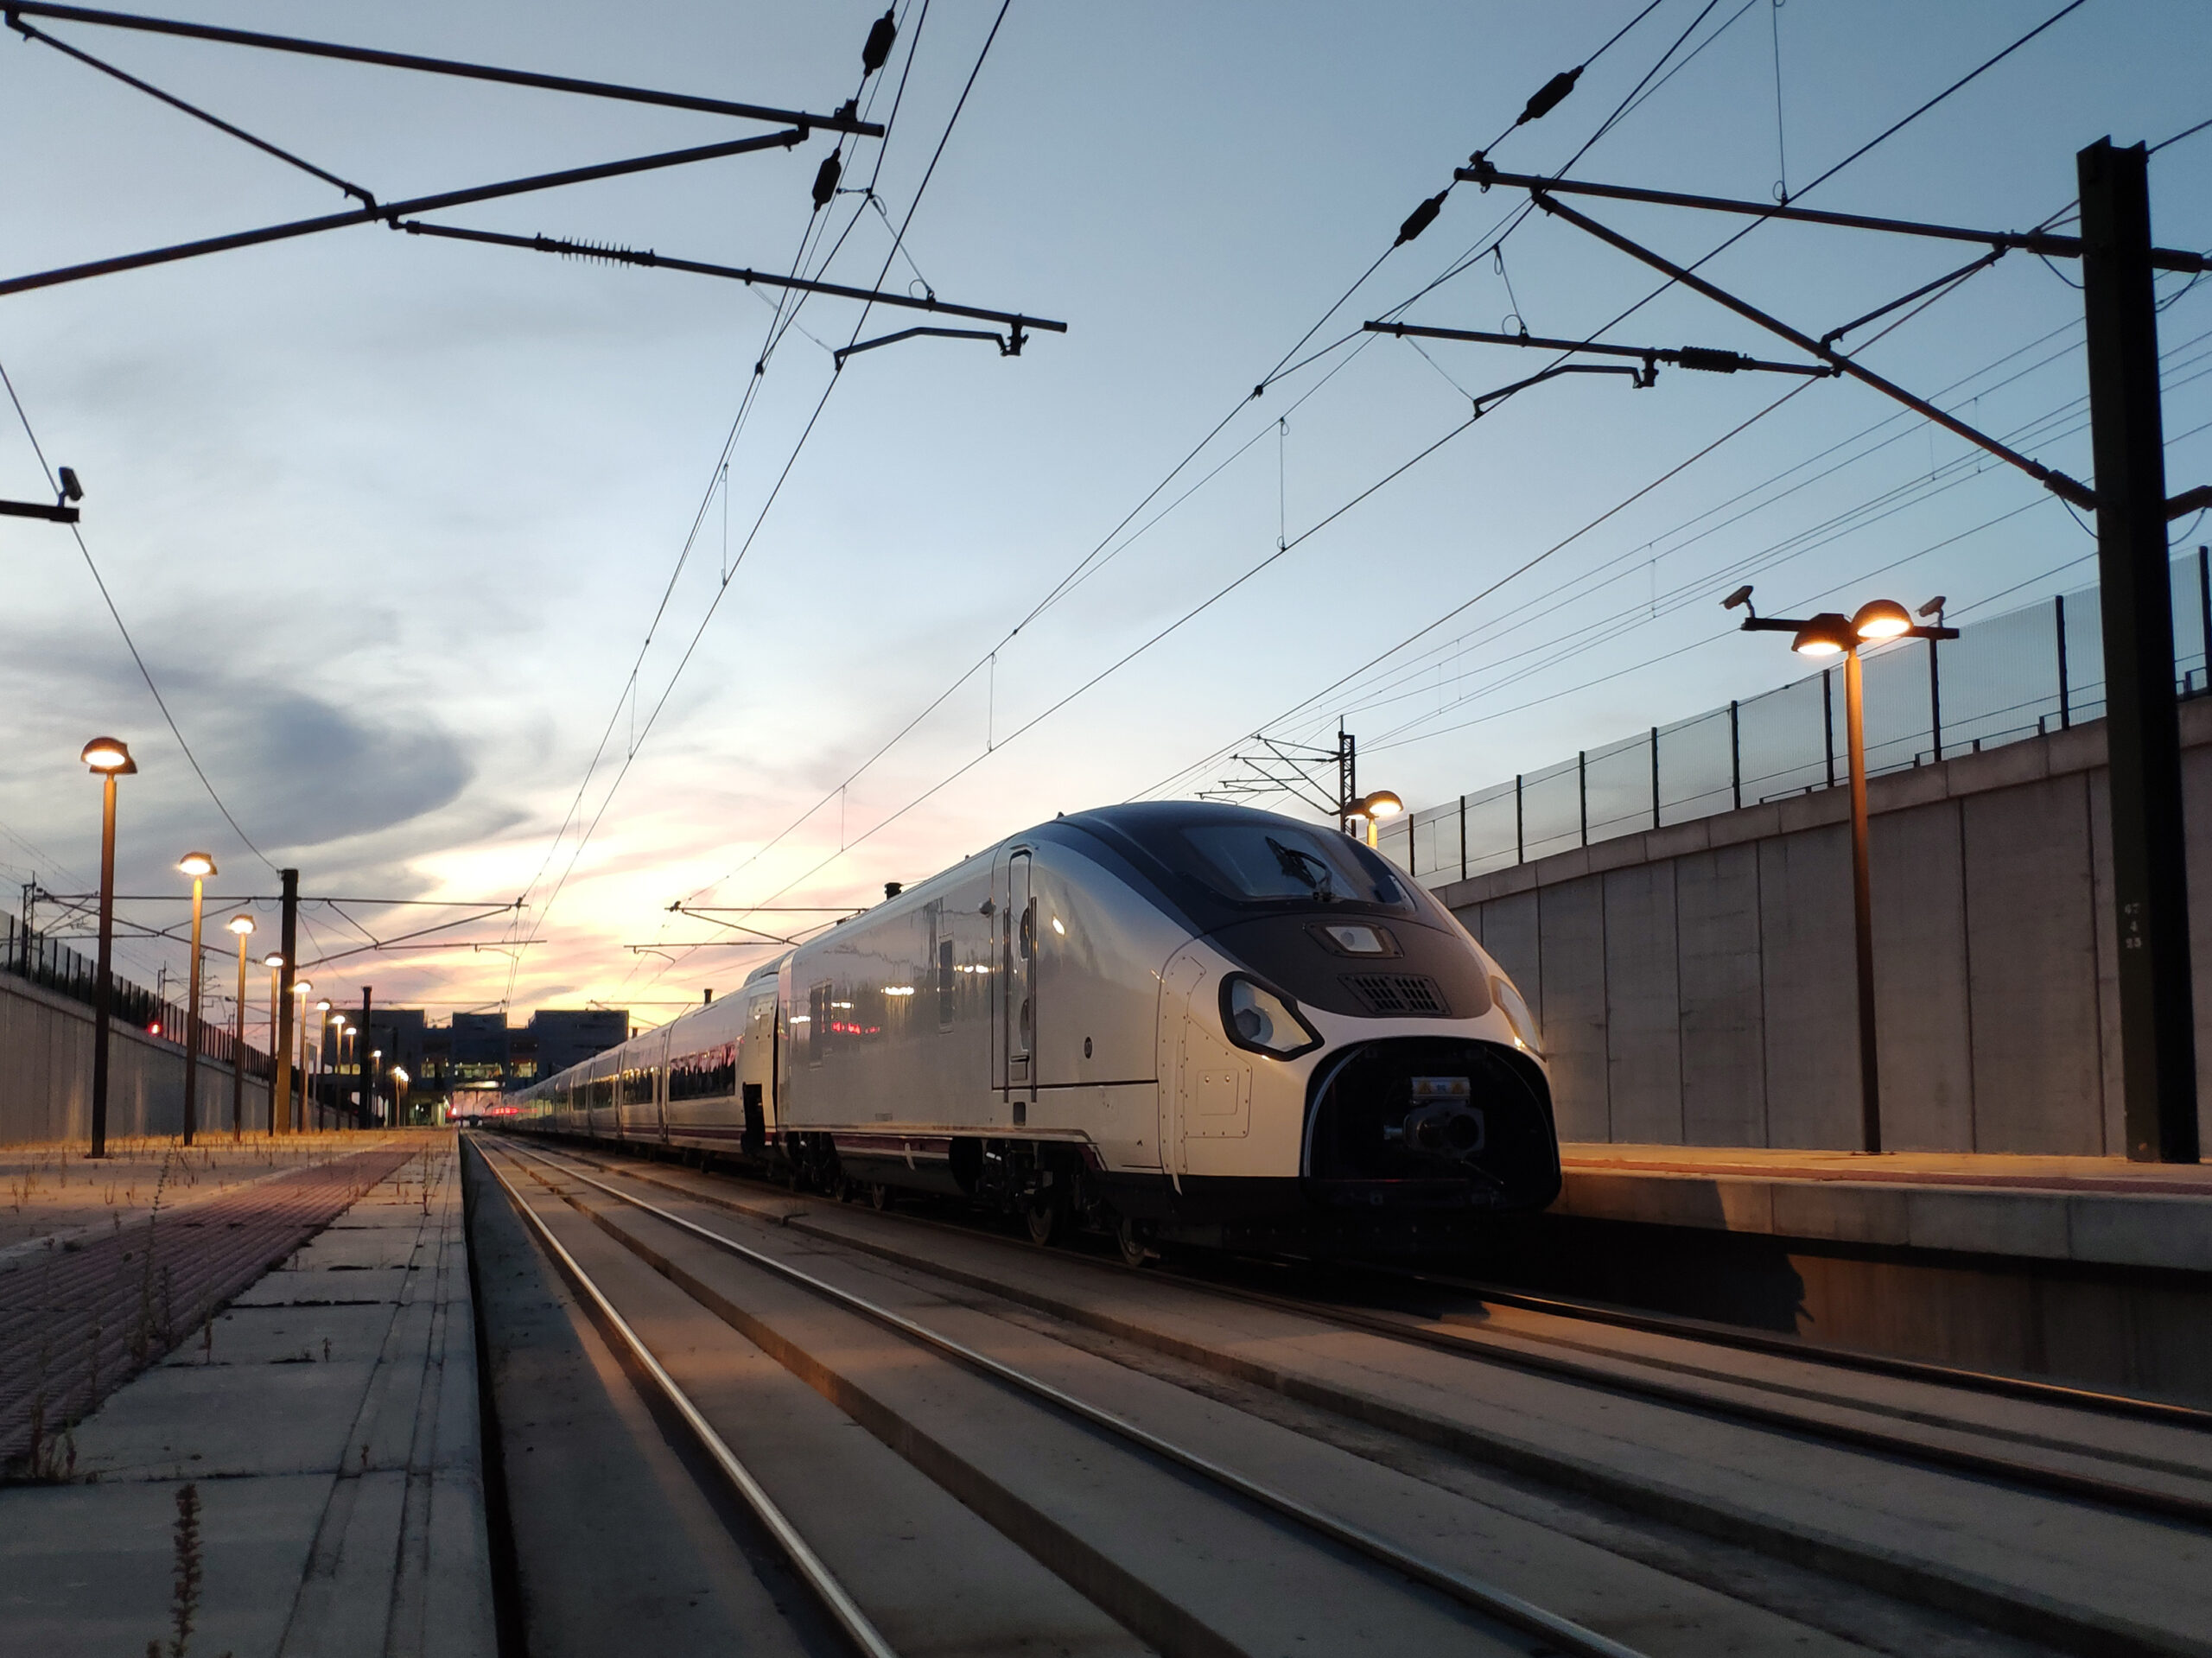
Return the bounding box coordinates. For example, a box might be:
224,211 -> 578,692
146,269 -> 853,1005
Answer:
1115,1215 -> 1150,1269
868,1181 -> 893,1211
1025,1199 -> 1059,1247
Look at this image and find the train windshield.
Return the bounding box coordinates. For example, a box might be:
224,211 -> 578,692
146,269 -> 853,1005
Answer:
1176,823 -> 1414,911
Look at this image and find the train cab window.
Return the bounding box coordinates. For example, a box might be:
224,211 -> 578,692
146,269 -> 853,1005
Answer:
938,936 -> 956,1030
1178,823 -> 1414,912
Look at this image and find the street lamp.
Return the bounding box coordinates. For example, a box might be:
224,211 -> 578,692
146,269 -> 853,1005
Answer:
175,853 -> 216,1146
262,953 -> 283,1134
372,1049 -> 384,1128
1725,587 -> 1958,1153
390,1065 -> 410,1123
80,737 -> 136,1159
1344,790 -> 1404,849
226,914 -> 254,1141
317,1001 -> 334,1127
292,980 -> 314,1135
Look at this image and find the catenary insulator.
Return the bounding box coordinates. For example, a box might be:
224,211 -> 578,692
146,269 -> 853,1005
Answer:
1675,346 -> 1744,374
1396,191 -> 1446,246
812,151 -> 842,212
1518,66 -> 1582,125
861,9 -> 898,76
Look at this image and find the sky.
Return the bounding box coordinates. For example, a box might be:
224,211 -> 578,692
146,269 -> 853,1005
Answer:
1,0 -> 2208,1037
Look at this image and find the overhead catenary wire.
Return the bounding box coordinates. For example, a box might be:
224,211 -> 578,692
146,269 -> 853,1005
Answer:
651,3 -> 1730,950
1149,256 -> 2146,803
1160,0 -> 2108,797
1,358 -> 279,874
512,0 -> 1007,1001
695,0 -> 2120,918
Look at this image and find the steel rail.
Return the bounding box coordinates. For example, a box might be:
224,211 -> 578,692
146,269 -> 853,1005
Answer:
517,1139 -> 2212,1522
473,1143 -> 900,1658
538,1134 -> 2212,1432
0,3 -> 883,135
498,1139 -> 1653,1658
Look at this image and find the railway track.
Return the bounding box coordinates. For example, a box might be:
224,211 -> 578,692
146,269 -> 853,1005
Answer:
520,1134 -> 2212,1523
474,1134 -> 2212,1658
478,1136 -> 1647,1658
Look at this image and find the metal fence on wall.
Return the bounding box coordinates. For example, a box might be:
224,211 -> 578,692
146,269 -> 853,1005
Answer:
1382,551 -> 2212,886
3,912 -> 272,1078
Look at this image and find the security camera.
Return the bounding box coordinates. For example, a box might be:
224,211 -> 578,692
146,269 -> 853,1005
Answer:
1916,595 -> 1947,620
1721,585 -> 1753,611
58,466 -> 82,502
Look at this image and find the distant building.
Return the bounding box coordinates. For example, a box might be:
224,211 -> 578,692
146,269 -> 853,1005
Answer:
529,1007 -> 631,1077
315,1005 -> 630,1109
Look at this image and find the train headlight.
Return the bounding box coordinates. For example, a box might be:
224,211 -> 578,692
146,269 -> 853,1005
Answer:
1491,975 -> 1542,1055
1220,975 -> 1322,1059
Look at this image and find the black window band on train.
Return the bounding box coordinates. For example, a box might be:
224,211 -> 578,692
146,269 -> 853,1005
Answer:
669,1043 -> 736,1101
1048,802 -> 1440,937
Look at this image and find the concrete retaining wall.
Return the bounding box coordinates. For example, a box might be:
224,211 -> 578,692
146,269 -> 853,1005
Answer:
1434,699 -> 2212,1156
0,971 -> 272,1145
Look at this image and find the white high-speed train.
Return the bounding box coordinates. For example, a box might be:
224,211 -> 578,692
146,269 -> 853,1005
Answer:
507,802 -> 1560,1259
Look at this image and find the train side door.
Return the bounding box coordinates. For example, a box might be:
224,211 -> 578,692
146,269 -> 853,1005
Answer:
1000,849 -> 1036,1097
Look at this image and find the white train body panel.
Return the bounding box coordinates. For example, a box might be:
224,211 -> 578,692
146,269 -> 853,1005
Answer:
509,803 -> 1560,1252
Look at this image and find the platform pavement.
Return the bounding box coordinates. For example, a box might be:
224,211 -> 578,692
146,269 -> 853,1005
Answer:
0,1138 -> 493,1657
1555,1143 -> 2212,1271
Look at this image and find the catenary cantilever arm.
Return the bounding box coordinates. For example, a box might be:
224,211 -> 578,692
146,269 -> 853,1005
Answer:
1,2 -> 885,135
0,129 -> 806,298
396,223 -> 1067,338
1528,189 -> 2097,507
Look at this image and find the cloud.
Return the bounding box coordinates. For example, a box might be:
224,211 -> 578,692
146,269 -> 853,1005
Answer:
0,624 -> 476,873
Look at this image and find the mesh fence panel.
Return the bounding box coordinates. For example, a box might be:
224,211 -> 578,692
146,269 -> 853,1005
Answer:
1520,757 -> 1583,862
1738,676 -> 1831,804
1380,552 -> 2212,886
1658,706 -> 1735,824
1585,732 -> 1655,843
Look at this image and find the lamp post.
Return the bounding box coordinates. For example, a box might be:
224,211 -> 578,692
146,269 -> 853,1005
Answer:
292,980 -> 313,1136
80,737 -> 136,1158
1726,588 -> 1958,1153
227,916 -> 255,1140
371,1049 -> 384,1128
390,1065 -> 410,1124
1342,789 -> 1405,850
262,953 -> 283,1134
175,852 -> 215,1146
317,1001 -> 334,1128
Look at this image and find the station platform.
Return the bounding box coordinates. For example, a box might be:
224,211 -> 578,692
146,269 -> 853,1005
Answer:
1476,1143 -> 2212,1408
0,1134 -> 493,1656
1554,1144 -> 2212,1272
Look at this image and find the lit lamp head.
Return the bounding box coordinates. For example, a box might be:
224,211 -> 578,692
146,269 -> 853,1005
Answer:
1356,790 -> 1405,823
263,952 -> 283,969
1790,613 -> 1856,658
294,979 -> 313,999
227,914 -> 256,937
391,1067 -> 408,1085
1850,599 -> 1914,642
81,736 -> 136,775
177,851 -> 217,880
316,1000 -> 332,1014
